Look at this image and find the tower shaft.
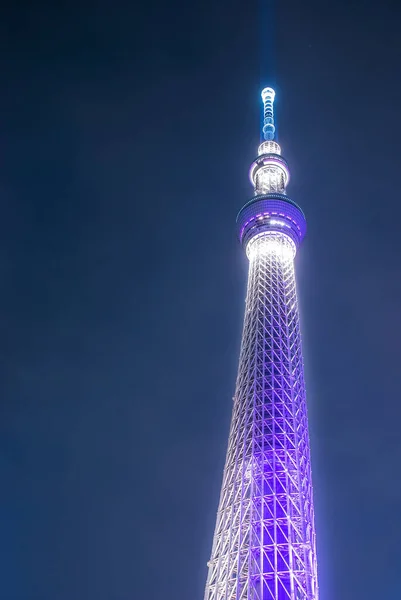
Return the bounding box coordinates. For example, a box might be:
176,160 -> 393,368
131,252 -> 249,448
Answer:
203,89 -> 319,600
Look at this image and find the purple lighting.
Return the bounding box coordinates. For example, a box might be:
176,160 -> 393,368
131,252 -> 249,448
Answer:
203,88 -> 319,600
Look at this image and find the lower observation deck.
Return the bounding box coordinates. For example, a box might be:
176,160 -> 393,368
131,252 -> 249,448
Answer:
236,193 -> 307,253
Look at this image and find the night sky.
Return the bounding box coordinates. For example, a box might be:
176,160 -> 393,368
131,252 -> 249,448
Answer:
1,1 -> 401,598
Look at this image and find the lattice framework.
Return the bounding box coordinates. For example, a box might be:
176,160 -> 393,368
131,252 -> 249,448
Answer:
204,234 -> 318,600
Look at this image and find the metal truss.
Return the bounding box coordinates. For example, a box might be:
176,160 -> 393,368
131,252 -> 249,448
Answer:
204,234 -> 318,600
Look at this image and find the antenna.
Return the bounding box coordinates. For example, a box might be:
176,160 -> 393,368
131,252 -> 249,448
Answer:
261,87 -> 276,140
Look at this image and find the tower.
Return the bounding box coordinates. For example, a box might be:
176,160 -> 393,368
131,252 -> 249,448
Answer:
203,88 -> 318,600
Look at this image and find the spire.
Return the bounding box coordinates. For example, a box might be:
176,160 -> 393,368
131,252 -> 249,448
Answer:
261,87 -> 276,140
248,87 -> 289,196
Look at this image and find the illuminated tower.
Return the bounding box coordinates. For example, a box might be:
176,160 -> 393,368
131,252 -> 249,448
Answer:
204,88 -> 318,600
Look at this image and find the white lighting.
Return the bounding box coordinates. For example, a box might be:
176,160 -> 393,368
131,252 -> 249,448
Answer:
258,140 -> 281,156
261,87 -> 275,102
246,232 -> 296,261
249,158 -> 290,192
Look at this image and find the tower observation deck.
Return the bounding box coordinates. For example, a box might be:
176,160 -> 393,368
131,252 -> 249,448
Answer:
203,88 -> 318,600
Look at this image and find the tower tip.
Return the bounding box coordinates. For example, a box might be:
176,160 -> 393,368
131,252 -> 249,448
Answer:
261,87 -> 275,100
261,87 -> 276,141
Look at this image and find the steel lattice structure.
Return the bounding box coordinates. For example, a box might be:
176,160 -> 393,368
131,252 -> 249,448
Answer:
204,89 -> 318,600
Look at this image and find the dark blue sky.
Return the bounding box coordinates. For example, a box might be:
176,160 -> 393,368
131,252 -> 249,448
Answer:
1,1 -> 401,598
